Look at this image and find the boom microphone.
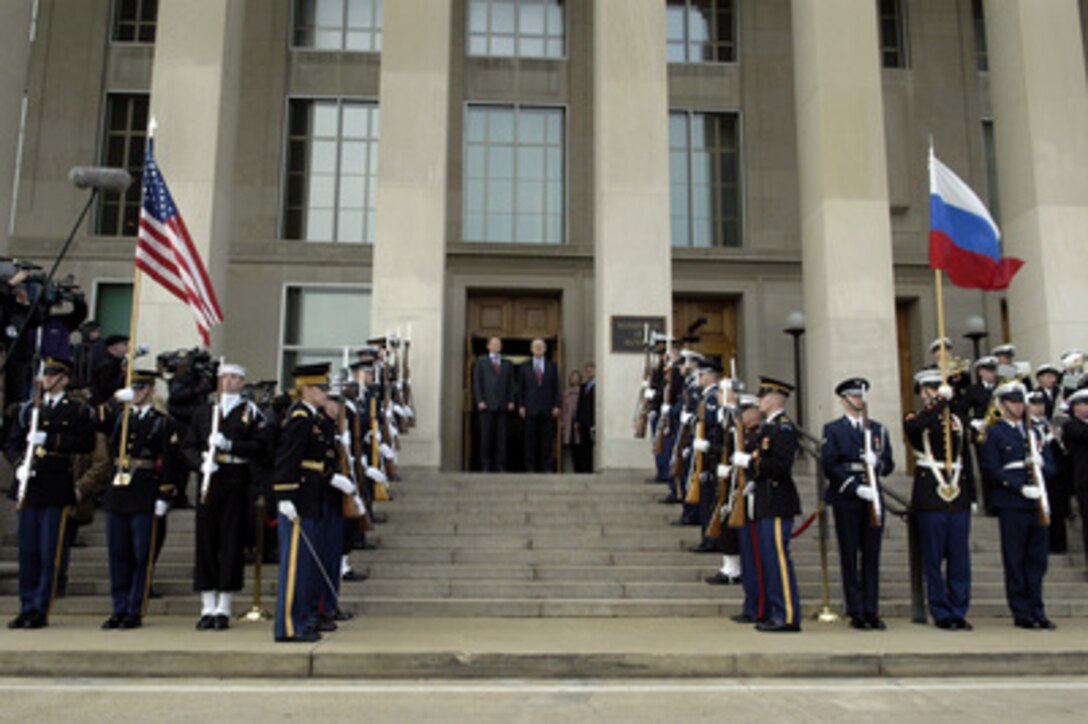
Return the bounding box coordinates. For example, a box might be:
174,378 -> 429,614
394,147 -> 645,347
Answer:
68,166 -> 132,193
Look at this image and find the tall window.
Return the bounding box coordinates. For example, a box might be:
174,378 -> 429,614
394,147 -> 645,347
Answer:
293,0 -> 383,52
464,105 -> 564,244
467,0 -> 565,59
112,0 -> 158,43
982,119 -> 1000,225
878,0 -> 908,68
281,285 -> 372,385
666,0 -> 737,63
669,111 -> 741,248
97,93 -> 149,237
283,99 -> 379,243
972,0 -> 989,72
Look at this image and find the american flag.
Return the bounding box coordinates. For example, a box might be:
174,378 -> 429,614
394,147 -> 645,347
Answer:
137,138 -> 223,346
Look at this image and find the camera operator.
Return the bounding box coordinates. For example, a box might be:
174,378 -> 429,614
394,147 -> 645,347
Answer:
92,335 -> 130,406
159,349 -> 216,508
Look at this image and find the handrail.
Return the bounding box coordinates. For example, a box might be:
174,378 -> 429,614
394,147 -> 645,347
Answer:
795,425 -> 926,624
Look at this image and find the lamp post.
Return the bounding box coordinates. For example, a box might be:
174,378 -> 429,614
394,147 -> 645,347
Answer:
964,314 -> 988,361
784,311 -> 805,429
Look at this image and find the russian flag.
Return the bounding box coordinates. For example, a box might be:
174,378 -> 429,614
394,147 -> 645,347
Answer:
929,151 -> 1023,290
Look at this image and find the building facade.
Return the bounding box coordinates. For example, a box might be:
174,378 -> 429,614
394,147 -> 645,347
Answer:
1,0 -> 1086,471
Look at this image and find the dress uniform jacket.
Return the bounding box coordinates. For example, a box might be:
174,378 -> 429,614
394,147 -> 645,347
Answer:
981,420 -> 1056,511
182,397 -> 267,474
5,394 -> 96,506
821,415 -> 894,509
271,400 -> 334,519
903,399 -> 975,512
750,411 -> 802,519
101,402 -> 180,515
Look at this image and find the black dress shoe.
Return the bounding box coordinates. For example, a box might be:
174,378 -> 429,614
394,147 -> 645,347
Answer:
315,617 -> 338,633
756,620 -> 801,633
214,614 -> 230,631
935,618 -> 955,630
23,611 -> 48,629
1035,617 -> 1056,630
1014,618 -> 1040,630
333,609 -> 354,622
102,614 -> 123,630
705,572 -> 741,585
371,512 -> 388,524
276,629 -> 321,643
730,613 -> 757,624
849,615 -> 871,630
953,617 -> 973,631
658,496 -> 679,505
688,543 -> 717,553
196,615 -> 215,631
7,613 -> 28,630
120,615 -> 142,629
342,570 -> 369,582
866,615 -> 887,631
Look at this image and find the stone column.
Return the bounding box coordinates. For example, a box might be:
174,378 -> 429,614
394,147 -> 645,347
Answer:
0,1 -> 34,248
371,0 -> 451,469
138,0 -> 243,354
985,0 -> 1088,361
791,0 -> 902,434
593,0 -> 672,470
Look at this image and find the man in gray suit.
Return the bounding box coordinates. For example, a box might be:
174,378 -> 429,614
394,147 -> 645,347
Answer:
473,336 -> 515,471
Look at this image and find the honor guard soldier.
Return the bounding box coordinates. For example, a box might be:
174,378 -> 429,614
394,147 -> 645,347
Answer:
980,382 -> 1056,629
904,370 -> 976,630
821,378 -> 894,630
182,362 -> 266,630
731,377 -> 802,632
688,359 -> 725,552
656,348 -> 686,503
272,363 -> 349,643
101,369 -> 179,630
5,357 -> 95,629
1061,389 -> 1088,564
1027,390 -> 1070,554
992,344 -> 1032,391
1034,365 -> 1062,421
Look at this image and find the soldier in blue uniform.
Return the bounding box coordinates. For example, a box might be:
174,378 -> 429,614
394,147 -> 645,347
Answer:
904,369 -> 976,630
182,362 -> 267,630
688,360 -> 725,552
979,381 -> 1056,630
272,363 -> 353,642
100,369 -> 179,630
821,377 -> 894,630
5,358 -> 95,629
731,376 -> 802,632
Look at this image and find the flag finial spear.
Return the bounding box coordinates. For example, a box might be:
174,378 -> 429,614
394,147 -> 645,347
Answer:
148,115 -> 158,138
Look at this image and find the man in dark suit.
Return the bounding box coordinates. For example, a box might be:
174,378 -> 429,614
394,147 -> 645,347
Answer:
574,362 -> 596,473
472,337 -> 515,472
518,338 -> 561,473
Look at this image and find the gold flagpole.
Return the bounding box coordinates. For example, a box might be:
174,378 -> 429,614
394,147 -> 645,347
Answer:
115,267 -> 143,482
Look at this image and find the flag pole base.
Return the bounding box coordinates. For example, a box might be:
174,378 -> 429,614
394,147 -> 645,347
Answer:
239,606 -> 272,622
814,606 -> 841,624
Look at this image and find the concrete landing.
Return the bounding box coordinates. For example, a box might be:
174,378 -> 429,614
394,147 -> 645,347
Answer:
2,616 -> 1086,680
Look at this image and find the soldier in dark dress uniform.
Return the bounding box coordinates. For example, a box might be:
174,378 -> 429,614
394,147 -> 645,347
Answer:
821,377 -> 894,630
904,369 -> 976,630
980,381 -> 1056,630
5,358 -> 95,629
688,360 -> 725,552
182,362 -> 266,630
100,369 -> 179,630
731,376 -> 802,632
1061,389 -> 1088,565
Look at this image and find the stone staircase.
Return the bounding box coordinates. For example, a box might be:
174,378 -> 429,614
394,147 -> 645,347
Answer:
3,471 -> 1087,618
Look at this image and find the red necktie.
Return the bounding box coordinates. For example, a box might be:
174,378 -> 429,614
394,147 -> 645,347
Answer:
492,357 -> 500,374
535,361 -> 543,384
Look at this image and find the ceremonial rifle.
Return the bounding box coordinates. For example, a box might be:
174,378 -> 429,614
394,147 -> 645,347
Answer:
684,395 -> 706,505
338,348 -> 363,519
199,356 -> 225,505
652,356 -> 672,456
15,333 -> 45,510
634,324 -> 651,438
707,363 -> 740,537
860,389 -> 883,529
669,378 -> 693,481
1025,408 -> 1051,527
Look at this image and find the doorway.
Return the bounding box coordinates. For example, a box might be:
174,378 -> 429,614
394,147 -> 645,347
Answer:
896,299 -> 917,474
464,292 -> 563,471
672,296 -> 739,368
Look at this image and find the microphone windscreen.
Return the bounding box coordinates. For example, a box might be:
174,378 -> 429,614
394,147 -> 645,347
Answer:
68,166 -> 132,193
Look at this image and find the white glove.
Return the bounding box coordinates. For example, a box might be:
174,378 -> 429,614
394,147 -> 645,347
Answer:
1020,485 -> 1043,500
680,411 -> 693,425
970,419 -> 986,432
154,500 -> 169,517
644,389 -> 656,401
717,463 -> 732,479
731,451 -> 752,468
863,449 -> 879,468
855,485 -> 875,502
692,437 -> 710,453
742,481 -> 755,497
200,454 -> 218,477
403,405 -> 415,419
682,448 -> 691,460
661,404 -> 671,415
380,443 -> 396,461
1029,452 -> 1045,470
938,384 -> 954,401
210,432 -> 232,451
338,431 -> 352,448
971,502 -> 979,514
352,493 -> 367,517
719,504 -> 732,520
114,388 -> 135,403
15,466 -> 30,486
278,500 -> 298,521
365,466 -> 388,485
29,431 -> 47,447
330,473 -> 355,495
